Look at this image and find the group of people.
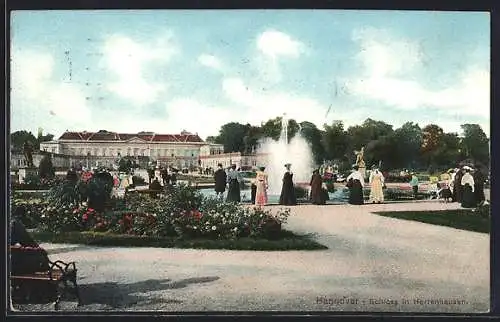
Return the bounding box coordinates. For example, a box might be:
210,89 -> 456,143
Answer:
147,167 -> 178,187
446,166 -> 486,208
343,164 -> 386,205
213,163 -> 298,207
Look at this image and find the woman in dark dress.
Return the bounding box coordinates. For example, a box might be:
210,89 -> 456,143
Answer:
226,164 -> 241,202
473,167 -> 486,205
346,165 -> 364,205
310,169 -> 326,205
279,163 -> 297,205
460,166 -> 476,208
453,169 -> 464,203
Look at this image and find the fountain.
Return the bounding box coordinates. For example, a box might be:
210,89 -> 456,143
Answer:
257,113 -> 314,195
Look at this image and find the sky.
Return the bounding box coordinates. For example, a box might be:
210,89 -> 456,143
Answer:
10,10 -> 490,140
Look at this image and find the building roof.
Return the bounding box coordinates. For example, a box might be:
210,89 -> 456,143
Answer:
58,130 -> 204,143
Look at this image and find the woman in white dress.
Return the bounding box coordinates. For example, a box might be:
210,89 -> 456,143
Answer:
369,167 -> 385,203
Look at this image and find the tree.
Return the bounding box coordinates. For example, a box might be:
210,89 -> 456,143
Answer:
38,154 -> 55,179
260,117 -> 282,141
391,122 -> 423,169
11,130 -> 37,151
322,121 -> 349,162
432,132 -> 461,169
243,125 -> 262,153
216,122 -> 249,153
205,136 -> 217,143
299,121 -> 326,165
460,124 -> 489,165
421,124 -> 444,169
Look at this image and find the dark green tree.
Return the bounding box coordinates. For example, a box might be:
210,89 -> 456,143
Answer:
322,120 -> 349,162
299,121 -> 326,165
459,124 -> 489,165
391,122 -> 423,169
38,154 -> 55,179
11,130 -> 37,150
260,117 -> 282,141
216,122 -> 249,153
421,124 -> 444,169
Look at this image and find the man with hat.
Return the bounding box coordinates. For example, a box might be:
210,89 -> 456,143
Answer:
213,163 -> 227,201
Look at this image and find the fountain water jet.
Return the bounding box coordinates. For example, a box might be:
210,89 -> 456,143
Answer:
257,114 -> 314,195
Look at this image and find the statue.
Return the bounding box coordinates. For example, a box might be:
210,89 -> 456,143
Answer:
23,141 -> 34,168
354,146 -> 365,168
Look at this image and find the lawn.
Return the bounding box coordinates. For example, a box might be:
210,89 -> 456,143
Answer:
32,230 -> 328,251
372,205 -> 490,233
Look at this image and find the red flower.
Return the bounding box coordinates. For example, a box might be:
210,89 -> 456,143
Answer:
87,208 -> 95,212
82,214 -> 88,221
192,210 -> 203,220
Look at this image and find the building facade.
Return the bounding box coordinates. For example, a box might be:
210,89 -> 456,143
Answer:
40,130 -> 208,169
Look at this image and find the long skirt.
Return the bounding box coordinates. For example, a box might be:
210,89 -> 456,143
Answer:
348,180 -> 364,205
461,184 -> 476,208
279,183 -> 297,205
369,181 -> 384,203
251,184 -> 257,204
255,181 -> 268,206
226,179 -> 241,202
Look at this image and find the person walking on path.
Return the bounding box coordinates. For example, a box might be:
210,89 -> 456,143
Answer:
279,163 -> 297,206
254,166 -> 269,207
346,165 -> 364,205
369,166 -> 385,204
213,163 -> 227,201
310,169 -> 326,205
226,164 -> 241,202
409,173 -> 419,199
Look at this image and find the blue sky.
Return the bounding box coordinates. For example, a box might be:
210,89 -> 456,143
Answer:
10,10 -> 490,139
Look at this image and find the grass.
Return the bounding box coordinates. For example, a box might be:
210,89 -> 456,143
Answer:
32,230 -> 328,251
372,206 -> 490,233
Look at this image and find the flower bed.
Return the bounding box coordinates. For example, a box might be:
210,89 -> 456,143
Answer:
11,182 -> 326,250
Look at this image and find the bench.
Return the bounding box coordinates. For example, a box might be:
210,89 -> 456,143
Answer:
10,245 -> 82,310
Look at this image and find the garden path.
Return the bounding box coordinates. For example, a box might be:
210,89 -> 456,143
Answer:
15,201 -> 489,313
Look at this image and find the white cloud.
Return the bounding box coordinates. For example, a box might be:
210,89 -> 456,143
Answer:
101,33 -> 178,105
348,27 -> 490,132
164,98 -> 233,138
11,49 -> 93,136
198,54 -> 223,71
253,29 -> 306,84
222,76 -> 329,127
257,29 -> 305,59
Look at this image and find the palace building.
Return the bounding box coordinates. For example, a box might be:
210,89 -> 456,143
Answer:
39,130 -> 211,169
37,129 -> 264,170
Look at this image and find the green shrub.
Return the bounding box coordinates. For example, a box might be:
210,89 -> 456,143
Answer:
38,155 -> 55,179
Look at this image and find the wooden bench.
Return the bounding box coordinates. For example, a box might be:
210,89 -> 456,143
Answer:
10,246 -> 82,310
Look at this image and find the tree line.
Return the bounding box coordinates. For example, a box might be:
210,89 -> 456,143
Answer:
207,117 -> 490,172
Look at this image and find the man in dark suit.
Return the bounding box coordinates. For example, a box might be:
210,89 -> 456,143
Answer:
214,163 -> 227,200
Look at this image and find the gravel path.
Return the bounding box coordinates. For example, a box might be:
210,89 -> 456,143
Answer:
12,201 -> 489,313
